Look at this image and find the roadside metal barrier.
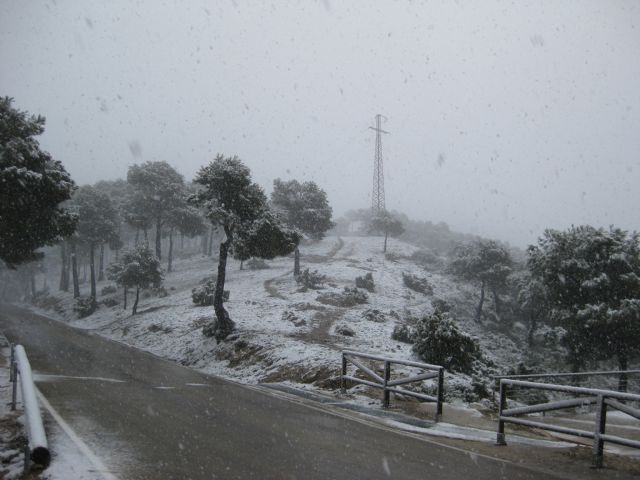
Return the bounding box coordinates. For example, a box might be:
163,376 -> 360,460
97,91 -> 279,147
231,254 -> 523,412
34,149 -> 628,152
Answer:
10,344 -> 50,470
496,378 -> 640,468
340,350 -> 444,420
492,370 -> 640,401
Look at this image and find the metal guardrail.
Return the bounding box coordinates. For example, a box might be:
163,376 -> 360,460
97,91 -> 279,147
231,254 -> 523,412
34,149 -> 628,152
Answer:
340,350 -> 444,420
10,344 -> 50,470
496,378 -> 640,468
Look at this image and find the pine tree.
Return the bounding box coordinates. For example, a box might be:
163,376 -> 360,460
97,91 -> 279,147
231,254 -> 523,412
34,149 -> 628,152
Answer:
107,244 -> 163,315
0,97 -> 77,268
70,186 -> 120,305
368,211 -> 404,253
191,155 -> 297,341
528,226 -> 640,390
449,240 -> 512,322
127,161 -> 185,259
270,178 -> 333,275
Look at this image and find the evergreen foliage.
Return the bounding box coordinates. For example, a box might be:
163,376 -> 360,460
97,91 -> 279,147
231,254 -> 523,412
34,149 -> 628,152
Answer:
449,240 -> 512,322
528,226 -> 640,390
412,311 -> 480,374
0,97 -> 77,267
369,211 -> 404,253
107,244 -> 163,315
191,155 -> 297,341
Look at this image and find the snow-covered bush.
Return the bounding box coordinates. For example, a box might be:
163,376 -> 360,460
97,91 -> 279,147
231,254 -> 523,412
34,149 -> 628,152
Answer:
246,258 -> 269,270
355,272 -> 375,292
316,287 -> 368,307
362,309 -> 386,322
412,311 -> 480,373
192,279 -> 229,306
74,296 -> 97,318
402,272 -> 433,295
391,324 -> 415,344
295,268 -> 326,290
101,285 -> 117,295
410,249 -> 442,267
431,297 -> 452,313
100,297 -> 119,307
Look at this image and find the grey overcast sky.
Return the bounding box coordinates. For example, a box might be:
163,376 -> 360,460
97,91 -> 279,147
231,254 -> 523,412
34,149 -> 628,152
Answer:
1,1 -> 639,247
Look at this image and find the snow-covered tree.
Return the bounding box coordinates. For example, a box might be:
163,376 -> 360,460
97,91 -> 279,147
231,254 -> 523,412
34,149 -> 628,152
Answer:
191,155 -> 297,341
127,161 -> 185,259
368,211 -> 404,253
107,244 -> 163,315
270,179 -> 334,275
449,240 -> 512,322
70,186 -> 120,305
515,272 -> 550,347
165,204 -> 206,272
0,97 -> 77,268
528,226 -> 640,390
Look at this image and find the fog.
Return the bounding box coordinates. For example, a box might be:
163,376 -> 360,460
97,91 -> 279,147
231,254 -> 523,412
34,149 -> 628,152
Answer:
1,1 -> 639,247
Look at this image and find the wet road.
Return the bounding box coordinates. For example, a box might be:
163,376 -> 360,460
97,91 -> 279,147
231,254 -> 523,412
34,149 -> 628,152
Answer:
1,303 -> 571,479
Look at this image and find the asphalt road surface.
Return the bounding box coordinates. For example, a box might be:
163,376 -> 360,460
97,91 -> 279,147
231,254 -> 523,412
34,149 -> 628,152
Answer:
0,304 -> 616,479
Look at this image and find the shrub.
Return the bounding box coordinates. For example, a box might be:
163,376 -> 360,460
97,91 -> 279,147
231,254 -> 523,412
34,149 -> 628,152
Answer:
295,269 -> 326,290
246,258 -> 270,270
100,297 -> 119,307
362,309 -> 386,323
385,252 -> 401,262
355,272 -> 375,292
412,311 -> 480,373
316,287 -> 368,307
74,296 -> 97,318
402,272 -> 433,295
192,279 -> 229,306
410,249 -> 442,267
431,298 -> 451,313
101,285 -> 117,295
391,324 -> 415,344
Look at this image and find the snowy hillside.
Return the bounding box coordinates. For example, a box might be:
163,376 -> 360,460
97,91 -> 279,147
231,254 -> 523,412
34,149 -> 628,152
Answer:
29,235 -> 529,406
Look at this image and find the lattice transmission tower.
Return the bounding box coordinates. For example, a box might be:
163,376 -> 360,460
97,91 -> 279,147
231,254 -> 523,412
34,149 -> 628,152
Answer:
369,114 -> 389,215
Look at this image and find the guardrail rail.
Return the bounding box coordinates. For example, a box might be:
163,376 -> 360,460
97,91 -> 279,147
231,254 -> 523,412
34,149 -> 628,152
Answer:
10,344 -> 50,470
340,350 -> 444,420
496,378 -> 640,468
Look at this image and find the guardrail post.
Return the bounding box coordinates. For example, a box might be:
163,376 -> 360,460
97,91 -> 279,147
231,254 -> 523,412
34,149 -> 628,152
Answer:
11,361 -> 18,411
383,361 -> 391,408
341,353 -> 347,394
496,381 -> 507,445
592,394 -> 607,468
9,344 -> 15,382
436,368 -> 444,421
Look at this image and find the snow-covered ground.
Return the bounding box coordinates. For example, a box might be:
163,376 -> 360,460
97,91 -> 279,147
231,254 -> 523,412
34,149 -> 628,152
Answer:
31,235 -> 522,407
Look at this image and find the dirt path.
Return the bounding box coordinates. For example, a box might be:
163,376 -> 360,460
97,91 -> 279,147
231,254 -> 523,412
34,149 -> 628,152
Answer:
290,307 -> 345,349
263,269 -> 293,299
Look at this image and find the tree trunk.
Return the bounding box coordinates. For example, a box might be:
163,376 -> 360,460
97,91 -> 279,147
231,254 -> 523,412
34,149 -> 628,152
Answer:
71,241 -> 80,298
59,242 -> 68,291
168,228 -> 174,273
294,246 -> 301,276
82,262 -> 87,283
98,243 -> 105,281
123,287 -> 128,310
29,269 -> 36,303
143,227 -> 148,241
132,287 -> 140,315
135,228 -> 139,244
89,242 -> 97,304
181,233 -> 184,250
208,227 -> 214,257
209,231 -> 235,341
201,230 -> 208,256
527,315 -> 537,347
155,217 -> 162,260
239,260 -> 243,271
383,230 -> 388,253
491,286 -> 501,317
475,280 -> 485,322
618,353 -> 628,393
